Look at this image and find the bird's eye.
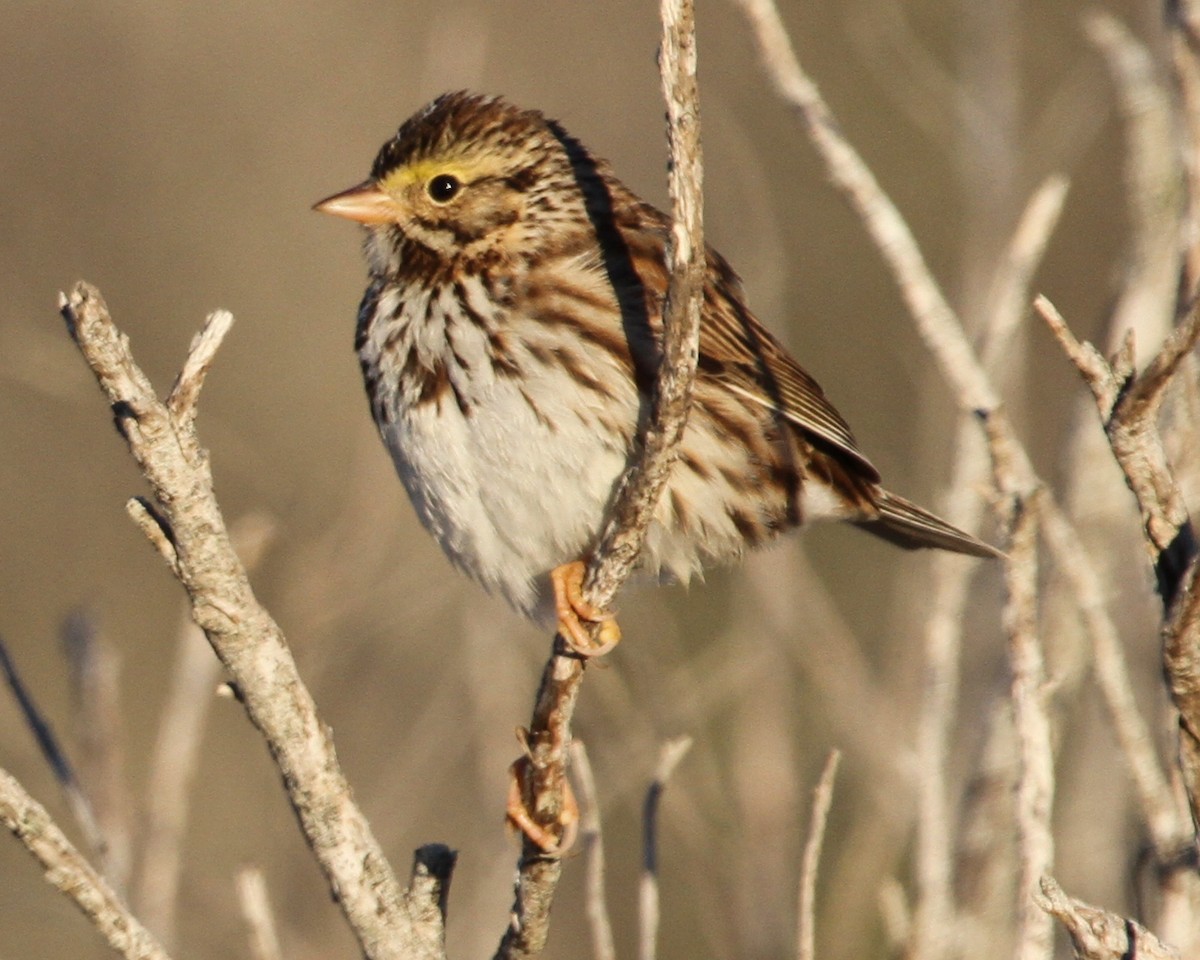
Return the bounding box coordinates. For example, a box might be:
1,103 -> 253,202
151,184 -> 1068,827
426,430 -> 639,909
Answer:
427,174 -> 461,203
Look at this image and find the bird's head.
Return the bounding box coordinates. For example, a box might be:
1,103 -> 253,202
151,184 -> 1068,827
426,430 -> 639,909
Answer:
315,91 -> 595,277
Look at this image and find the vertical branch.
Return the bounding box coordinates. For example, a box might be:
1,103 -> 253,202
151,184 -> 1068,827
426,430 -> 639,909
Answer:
911,176 -> 1067,960
135,514 -> 277,945
796,750 -> 840,960
495,3 -> 705,957
640,737 -> 693,960
1002,497 -> 1053,960
570,741 -> 617,960
584,0 -> 705,609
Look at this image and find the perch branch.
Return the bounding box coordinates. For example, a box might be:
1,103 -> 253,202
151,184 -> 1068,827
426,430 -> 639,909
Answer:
494,2 -> 705,956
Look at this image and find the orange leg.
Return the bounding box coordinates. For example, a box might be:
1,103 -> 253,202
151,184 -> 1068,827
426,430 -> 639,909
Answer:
506,756 -> 579,854
550,561 -> 622,657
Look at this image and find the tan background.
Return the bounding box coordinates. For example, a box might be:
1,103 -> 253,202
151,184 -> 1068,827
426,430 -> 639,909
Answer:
0,1 -> 1164,958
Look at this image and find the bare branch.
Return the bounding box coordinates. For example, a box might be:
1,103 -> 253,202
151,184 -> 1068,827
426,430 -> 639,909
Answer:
495,3 -> 705,954
0,766 -> 173,960
406,845 -> 458,959
136,513 -> 278,945
1085,11 -> 1184,347
1038,499 -> 1183,848
165,309 -> 233,424
640,736 -> 693,960
584,0 -> 705,610
797,750 -> 840,960
236,867 -> 283,960
730,0 -> 997,414
1037,876 -> 1180,960
0,632 -> 105,866
570,741 -> 616,960
911,176 -> 1067,960
57,284 -> 432,960
999,494 -> 1054,960
62,610 -> 132,892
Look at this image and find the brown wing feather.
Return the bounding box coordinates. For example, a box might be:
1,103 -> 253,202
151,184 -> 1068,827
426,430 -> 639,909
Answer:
615,196 -> 879,480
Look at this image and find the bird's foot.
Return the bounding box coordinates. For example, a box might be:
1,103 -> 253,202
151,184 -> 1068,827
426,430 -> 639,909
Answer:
506,753 -> 579,855
550,560 -> 621,657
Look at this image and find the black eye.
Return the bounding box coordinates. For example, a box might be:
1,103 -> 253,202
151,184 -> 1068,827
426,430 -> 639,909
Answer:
427,174 -> 461,202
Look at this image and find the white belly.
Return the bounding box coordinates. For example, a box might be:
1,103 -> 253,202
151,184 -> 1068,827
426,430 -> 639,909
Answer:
380,362 -> 636,616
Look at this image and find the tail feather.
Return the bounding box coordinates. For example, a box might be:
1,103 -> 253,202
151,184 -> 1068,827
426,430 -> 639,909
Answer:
856,489 -> 1001,559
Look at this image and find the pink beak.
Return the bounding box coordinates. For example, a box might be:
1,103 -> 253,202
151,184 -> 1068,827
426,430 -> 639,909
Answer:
313,181 -> 403,224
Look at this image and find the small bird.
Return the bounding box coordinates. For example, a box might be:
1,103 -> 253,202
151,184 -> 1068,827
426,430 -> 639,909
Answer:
316,91 -> 996,653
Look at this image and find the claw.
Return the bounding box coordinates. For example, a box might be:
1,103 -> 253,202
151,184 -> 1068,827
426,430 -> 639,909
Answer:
550,561 -> 622,657
506,756 -> 579,854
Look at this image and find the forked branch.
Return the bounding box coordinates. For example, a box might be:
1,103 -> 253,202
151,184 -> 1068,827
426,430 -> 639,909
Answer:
56,285 -> 447,960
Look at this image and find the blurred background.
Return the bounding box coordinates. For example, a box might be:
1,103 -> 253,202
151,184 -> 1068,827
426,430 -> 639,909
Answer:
0,0 -> 1175,958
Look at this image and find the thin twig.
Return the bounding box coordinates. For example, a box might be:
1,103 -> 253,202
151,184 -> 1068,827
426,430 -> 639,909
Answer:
640,736 -> 693,960
136,514 -> 277,946
1038,500 -> 1181,848
570,741 -> 616,960
797,750 -> 840,960
731,0 -> 997,414
911,175 -> 1067,960
236,867 -> 283,960
1085,11 -> 1184,347
62,610 -> 132,893
0,766 -> 173,960
494,3 -> 705,956
1000,494 -> 1053,960
984,402 -> 1053,960
0,632 -> 105,865
584,0 -> 705,611
166,309 -> 234,424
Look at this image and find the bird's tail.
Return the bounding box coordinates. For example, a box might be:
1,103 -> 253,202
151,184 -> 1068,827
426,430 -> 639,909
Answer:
855,489 -> 1001,558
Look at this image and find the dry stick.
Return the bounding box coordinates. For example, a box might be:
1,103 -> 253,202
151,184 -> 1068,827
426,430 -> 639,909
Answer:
1084,11 -> 1183,347
1037,877 -> 1180,960
995,485 -> 1053,960
0,766 -> 173,960
585,0 -> 705,610
493,2 -> 704,957
640,736 -> 693,960
730,1 -> 1067,953
731,0 -> 996,415
1037,294 -> 1200,827
1167,0 -> 1200,295
0,633 -> 106,870
236,866 -> 283,960
570,741 -> 617,960
912,175 -> 1067,960
1037,501 -> 1182,847
62,611 -> 133,894
136,514 -> 278,946
796,750 -> 841,960
57,287 -> 436,960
